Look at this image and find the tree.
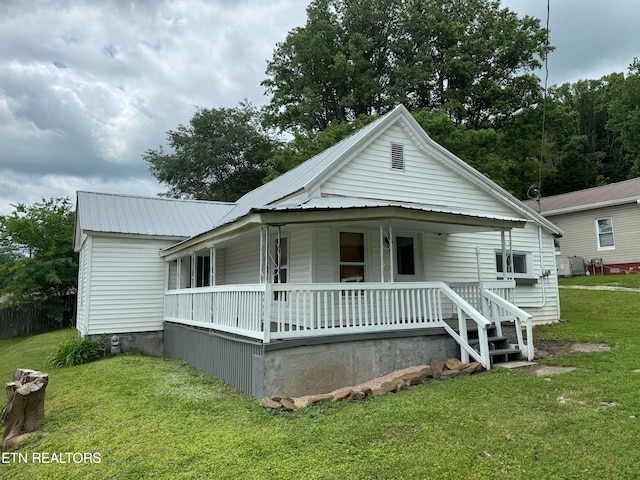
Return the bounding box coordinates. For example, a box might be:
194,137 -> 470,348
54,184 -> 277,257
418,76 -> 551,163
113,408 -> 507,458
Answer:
144,103 -> 279,201
263,0 -> 550,133
0,197 -> 77,322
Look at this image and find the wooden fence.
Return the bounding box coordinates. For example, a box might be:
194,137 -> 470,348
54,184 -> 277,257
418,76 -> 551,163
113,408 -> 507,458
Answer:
0,295 -> 76,340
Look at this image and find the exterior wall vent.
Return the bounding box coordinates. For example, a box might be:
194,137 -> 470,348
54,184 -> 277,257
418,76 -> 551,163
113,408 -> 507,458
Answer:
391,143 -> 404,170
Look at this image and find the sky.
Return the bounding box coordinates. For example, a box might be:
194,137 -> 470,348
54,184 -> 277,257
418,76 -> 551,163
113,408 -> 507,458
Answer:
1,0 -> 639,215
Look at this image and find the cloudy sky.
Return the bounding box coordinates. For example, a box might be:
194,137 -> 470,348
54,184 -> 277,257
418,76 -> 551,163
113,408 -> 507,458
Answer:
1,0 -> 638,214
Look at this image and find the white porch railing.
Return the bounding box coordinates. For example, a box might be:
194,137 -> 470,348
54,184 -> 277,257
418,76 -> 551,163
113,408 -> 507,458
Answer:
164,281 -> 528,369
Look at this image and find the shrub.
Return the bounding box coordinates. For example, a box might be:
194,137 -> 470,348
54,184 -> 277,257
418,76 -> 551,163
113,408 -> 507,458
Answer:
47,334 -> 109,368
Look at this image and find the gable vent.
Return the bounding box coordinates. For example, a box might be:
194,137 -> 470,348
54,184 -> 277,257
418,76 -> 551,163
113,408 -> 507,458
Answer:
391,143 -> 404,170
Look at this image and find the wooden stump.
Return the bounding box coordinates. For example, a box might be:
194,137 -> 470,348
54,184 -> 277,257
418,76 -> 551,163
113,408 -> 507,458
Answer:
2,369 -> 49,450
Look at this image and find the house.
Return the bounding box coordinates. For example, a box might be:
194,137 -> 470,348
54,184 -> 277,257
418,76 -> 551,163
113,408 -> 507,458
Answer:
523,178 -> 640,275
75,105 -> 562,398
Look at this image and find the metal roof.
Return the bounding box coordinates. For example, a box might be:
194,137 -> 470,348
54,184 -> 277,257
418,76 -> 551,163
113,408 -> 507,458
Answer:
262,197 -> 528,224
214,105 -> 404,228
523,177 -> 640,215
76,191 -> 234,239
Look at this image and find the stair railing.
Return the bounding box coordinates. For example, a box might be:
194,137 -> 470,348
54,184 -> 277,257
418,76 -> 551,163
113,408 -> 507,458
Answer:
438,283 -> 492,369
481,288 -> 534,361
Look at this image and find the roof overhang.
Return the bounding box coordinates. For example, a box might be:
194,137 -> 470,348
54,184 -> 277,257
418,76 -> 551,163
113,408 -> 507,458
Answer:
541,198 -> 640,217
160,204 -> 527,260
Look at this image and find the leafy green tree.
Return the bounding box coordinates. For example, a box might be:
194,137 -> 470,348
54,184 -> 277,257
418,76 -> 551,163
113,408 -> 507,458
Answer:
0,197 -> 77,322
144,103 -> 279,201
263,0 -> 550,133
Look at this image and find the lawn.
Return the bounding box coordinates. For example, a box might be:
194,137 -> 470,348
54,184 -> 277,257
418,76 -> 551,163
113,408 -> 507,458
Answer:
1,286 -> 640,479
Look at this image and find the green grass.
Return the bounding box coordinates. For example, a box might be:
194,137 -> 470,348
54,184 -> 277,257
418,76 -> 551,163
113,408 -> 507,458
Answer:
2,287 -> 640,479
559,273 -> 640,288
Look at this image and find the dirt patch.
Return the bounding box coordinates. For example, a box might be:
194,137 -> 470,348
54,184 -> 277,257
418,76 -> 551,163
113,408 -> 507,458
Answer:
535,340 -> 611,358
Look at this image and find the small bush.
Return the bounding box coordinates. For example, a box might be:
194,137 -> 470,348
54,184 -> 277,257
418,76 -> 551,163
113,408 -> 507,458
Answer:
47,335 -> 109,368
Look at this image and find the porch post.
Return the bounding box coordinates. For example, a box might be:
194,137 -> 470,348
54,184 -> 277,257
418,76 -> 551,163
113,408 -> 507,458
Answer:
209,246 -> 216,286
500,231 -> 507,281
379,222 -> 385,283
389,222 -> 395,283
177,257 -> 182,289
260,226 -> 266,284
190,253 -> 196,288
508,230 -> 514,281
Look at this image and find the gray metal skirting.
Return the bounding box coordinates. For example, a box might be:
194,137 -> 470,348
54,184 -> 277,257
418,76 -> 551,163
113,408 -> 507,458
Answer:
164,322 -> 265,398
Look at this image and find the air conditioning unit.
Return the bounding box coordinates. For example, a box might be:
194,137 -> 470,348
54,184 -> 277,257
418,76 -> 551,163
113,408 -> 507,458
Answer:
557,256 -> 585,277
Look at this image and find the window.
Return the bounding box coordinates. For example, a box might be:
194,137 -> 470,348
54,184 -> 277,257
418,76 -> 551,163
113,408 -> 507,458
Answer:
196,256 -> 210,287
396,236 -> 415,275
391,143 -> 404,170
340,232 -> 365,282
495,251 -> 535,284
596,218 -> 615,250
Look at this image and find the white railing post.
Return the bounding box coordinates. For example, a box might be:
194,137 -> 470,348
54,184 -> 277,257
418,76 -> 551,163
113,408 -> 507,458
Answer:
457,307 -> 470,363
263,284 -> 272,343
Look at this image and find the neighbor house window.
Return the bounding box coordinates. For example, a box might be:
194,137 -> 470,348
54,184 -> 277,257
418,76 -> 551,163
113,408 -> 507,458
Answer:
596,218 -> 615,250
340,232 -> 365,282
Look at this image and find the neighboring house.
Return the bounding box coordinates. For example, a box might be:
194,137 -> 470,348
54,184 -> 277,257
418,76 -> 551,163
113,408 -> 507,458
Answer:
75,105 -> 562,398
523,178 -> 640,275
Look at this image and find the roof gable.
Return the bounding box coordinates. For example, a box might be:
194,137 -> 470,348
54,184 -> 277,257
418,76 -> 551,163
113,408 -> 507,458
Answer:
214,105 -> 559,235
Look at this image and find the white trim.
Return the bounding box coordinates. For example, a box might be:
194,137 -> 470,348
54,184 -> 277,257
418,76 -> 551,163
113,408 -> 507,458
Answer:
595,217 -> 615,251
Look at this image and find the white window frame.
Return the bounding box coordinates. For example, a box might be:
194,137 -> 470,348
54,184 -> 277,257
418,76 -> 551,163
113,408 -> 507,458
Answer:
595,217 -> 615,251
495,250 -> 534,279
338,230 -> 367,283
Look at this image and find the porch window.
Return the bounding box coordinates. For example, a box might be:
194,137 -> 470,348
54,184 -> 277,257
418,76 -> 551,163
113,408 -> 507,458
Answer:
340,232 -> 365,282
495,251 -> 536,284
596,217 -> 615,250
196,256 -> 210,287
396,236 -> 415,275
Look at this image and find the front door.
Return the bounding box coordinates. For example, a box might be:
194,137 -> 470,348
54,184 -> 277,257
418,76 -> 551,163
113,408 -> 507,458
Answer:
394,233 -> 423,282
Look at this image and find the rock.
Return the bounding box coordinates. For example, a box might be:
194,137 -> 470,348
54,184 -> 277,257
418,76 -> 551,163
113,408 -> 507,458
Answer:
350,391 -> 366,400
380,381 -> 400,394
445,358 -> 463,371
416,366 -> 435,382
261,397 -> 282,409
371,388 -> 386,396
439,369 -> 459,378
401,372 -> 423,386
305,394 -> 333,406
333,390 -> 354,401
359,387 -> 372,397
280,398 -> 296,411
429,358 -> 446,375
460,362 -> 483,375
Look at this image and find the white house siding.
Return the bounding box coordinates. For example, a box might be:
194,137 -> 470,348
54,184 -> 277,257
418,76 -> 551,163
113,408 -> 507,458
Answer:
321,125 -> 517,218
423,224 -> 559,324
76,235 -> 91,335
84,236 -> 174,334
549,203 -> 640,265
289,228 -> 313,283
222,238 -> 260,285
313,227 -> 335,283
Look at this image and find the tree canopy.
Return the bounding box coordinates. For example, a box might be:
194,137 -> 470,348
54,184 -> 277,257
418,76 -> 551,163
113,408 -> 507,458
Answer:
263,0 -> 549,133
0,197 -> 77,322
144,103 -> 279,202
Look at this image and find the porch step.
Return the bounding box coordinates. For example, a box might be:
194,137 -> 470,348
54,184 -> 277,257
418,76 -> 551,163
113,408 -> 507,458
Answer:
449,321 -> 523,366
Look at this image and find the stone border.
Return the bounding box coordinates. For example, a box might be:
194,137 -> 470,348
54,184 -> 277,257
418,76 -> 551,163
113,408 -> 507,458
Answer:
261,358 -> 483,410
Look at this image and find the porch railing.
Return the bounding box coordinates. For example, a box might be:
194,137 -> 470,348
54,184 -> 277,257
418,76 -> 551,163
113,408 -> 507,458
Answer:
164,281 -> 526,369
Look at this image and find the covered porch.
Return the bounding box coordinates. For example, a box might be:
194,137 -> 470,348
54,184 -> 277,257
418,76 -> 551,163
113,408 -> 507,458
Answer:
161,204 -> 535,395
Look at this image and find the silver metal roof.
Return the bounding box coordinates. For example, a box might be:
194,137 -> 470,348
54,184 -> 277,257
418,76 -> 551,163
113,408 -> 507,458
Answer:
76,191 -> 234,238
214,105 -> 404,228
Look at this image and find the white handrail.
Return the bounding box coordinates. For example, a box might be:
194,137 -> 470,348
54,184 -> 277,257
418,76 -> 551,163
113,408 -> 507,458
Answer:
482,288 -> 534,360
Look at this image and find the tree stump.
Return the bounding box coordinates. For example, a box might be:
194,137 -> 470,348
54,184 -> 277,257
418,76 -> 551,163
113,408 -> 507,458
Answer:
2,368 -> 49,450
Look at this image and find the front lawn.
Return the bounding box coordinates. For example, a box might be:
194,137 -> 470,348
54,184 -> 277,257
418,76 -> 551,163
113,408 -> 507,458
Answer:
1,288 -> 640,479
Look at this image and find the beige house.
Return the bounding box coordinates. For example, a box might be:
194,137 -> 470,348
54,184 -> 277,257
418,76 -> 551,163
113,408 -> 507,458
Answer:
523,178 -> 640,275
